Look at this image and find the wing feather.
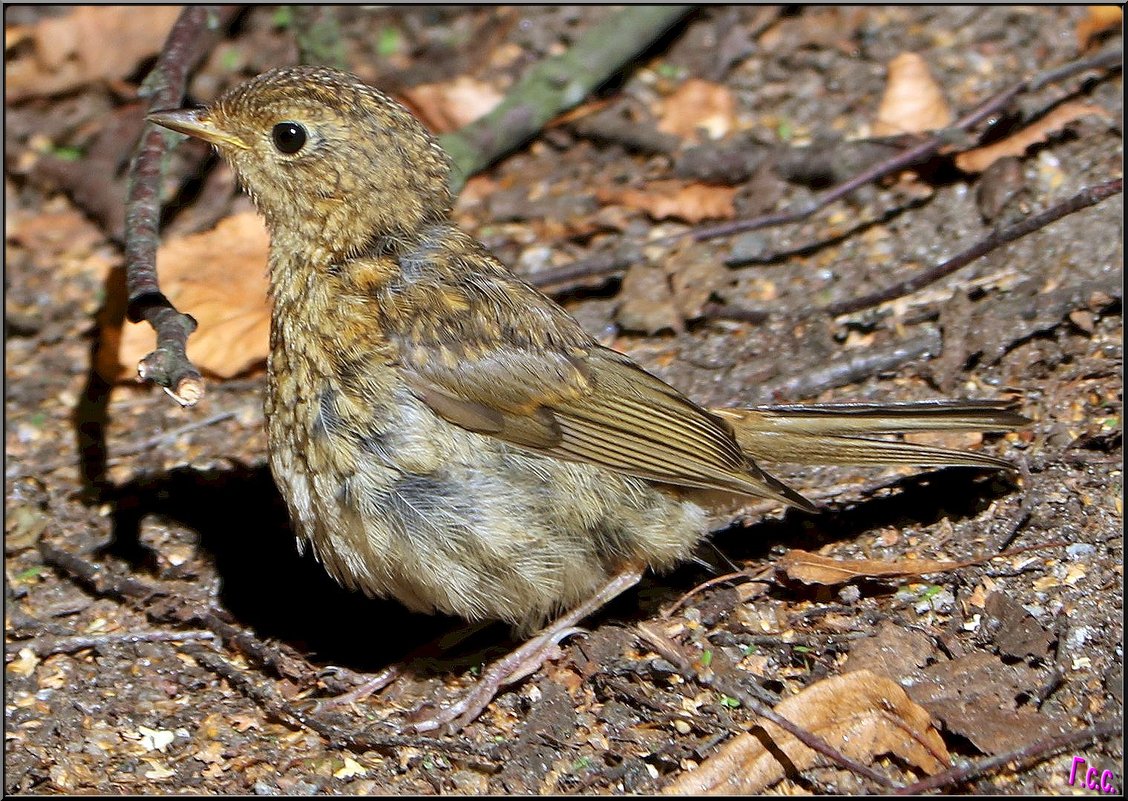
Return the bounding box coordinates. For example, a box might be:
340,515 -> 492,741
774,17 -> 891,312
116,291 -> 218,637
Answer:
374,238 -> 808,508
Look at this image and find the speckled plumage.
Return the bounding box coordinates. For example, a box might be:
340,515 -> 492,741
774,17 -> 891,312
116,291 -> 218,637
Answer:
149,67 -> 1024,634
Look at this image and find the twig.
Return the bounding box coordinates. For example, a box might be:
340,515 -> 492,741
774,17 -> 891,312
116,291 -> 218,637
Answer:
111,410 -> 238,459
528,46 -> 1122,292
821,178 -> 1123,317
440,5 -> 693,192
39,541 -> 156,601
895,719 -> 1121,794
37,541 -> 302,679
5,629 -> 215,660
993,455 -> 1035,552
35,540 -> 410,734
125,6 -> 238,407
636,623 -> 896,788
756,329 -> 942,402
179,643 -> 495,757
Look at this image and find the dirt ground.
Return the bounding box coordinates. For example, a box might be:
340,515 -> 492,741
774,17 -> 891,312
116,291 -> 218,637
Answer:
4,6 -> 1123,794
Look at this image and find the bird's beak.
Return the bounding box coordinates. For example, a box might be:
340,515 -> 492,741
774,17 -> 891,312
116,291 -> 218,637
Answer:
147,108 -> 249,150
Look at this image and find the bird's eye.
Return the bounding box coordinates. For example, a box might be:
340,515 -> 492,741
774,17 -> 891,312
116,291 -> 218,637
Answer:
271,122 -> 307,154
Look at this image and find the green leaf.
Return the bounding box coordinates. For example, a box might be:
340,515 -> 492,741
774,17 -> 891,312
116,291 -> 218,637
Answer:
52,146 -> 82,162
920,584 -> 943,601
272,6 -> 293,29
570,756 -> 592,772
377,26 -> 401,57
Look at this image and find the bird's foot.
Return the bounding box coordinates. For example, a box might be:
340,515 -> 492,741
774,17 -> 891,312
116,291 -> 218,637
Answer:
407,568 -> 645,733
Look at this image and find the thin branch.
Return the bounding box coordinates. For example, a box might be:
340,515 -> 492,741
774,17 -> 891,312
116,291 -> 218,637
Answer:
636,623 -> 897,789
39,541 -> 156,601
111,410 -> 238,459
757,330 -> 942,403
528,46 -> 1122,292
440,5 -> 693,192
125,6 -> 238,407
5,629 -> 215,660
895,719 -> 1121,794
820,178 -> 1123,317
179,643 -> 496,757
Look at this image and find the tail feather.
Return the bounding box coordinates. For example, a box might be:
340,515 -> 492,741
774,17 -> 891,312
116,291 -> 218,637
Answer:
713,399 -> 1026,469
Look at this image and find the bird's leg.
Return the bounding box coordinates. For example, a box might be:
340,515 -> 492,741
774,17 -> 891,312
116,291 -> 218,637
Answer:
408,567 -> 645,733
315,620 -> 495,712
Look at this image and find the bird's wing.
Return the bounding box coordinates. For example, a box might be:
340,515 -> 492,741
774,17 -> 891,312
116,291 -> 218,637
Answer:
378,257 -> 810,509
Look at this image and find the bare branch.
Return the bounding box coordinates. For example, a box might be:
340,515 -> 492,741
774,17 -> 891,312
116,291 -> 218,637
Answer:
124,6 -> 239,406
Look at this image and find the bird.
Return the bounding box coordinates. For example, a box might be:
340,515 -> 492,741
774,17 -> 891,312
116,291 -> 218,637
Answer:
148,66 -> 1026,729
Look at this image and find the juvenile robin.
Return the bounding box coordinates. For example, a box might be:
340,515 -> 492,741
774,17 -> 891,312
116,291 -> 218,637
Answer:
149,66 -> 1025,730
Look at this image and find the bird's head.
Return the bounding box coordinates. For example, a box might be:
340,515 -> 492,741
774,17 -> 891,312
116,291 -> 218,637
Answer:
149,66 -> 454,260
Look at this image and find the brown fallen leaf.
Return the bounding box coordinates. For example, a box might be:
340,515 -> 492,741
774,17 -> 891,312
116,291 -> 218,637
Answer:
400,76 -> 504,134
907,652 -> 1069,756
756,7 -> 867,55
1075,6 -> 1123,51
616,241 -> 731,334
779,549 -> 962,585
663,670 -> 949,794
5,6 -> 181,101
981,591 -> 1056,660
843,621 -> 938,679
598,179 -> 738,224
617,263 -> 682,335
873,52 -> 953,137
656,78 -> 737,140
105,212 -> 271,381
954,101 -> 1112,174
666,242 -> 731,321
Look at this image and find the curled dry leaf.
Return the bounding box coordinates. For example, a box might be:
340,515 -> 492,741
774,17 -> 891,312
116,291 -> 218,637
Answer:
108,212 -> 271,381
778,543 -> 1059,587
953,100 -> 1112,173
656,78 -> 737,140
597,179 -> 738,224
873,52 -> 953,137
663,670 -> 949,794
399,76 -> 504,134
4,6 -> 182,101
779,549 -> 961,585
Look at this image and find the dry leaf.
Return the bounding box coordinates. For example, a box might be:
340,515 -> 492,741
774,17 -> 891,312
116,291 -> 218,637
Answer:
907,652 -> 1069,755
954,101 -> 1111,173
757,7 -> 867,54
598,180 -> 737,223
5,6 -> 181,101
779,549 -> 963,585
1076,6 -> 1123,50
873,53 -> 953,136
109,213 -> 270,381
663,670 -> 949,794
657,79 -> 737,140
667,245 -> 730,320
400,76 -> 504,133
617,263 -> 682,334
616,242 -> 730,333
